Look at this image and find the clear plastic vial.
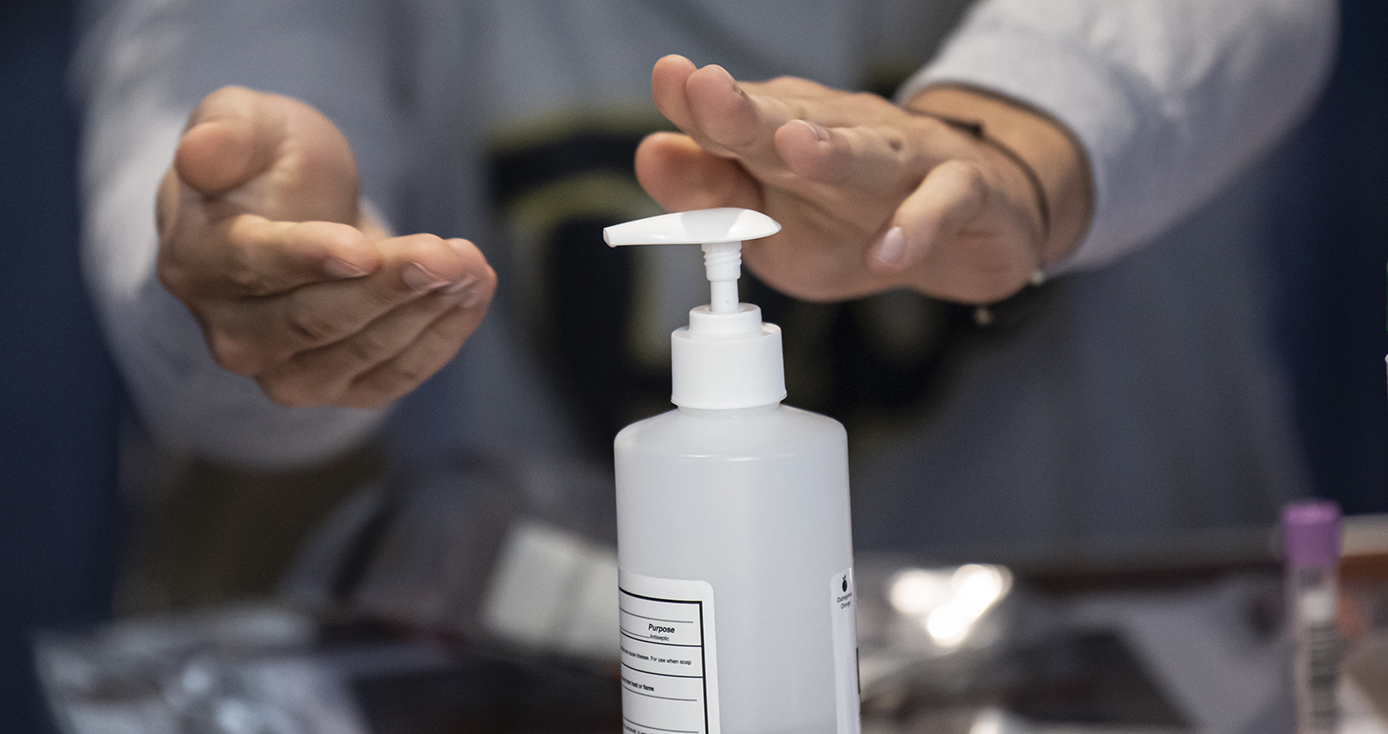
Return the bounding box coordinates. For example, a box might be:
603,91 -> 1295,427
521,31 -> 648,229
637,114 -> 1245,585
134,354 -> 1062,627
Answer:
1283,499 -> 1342,734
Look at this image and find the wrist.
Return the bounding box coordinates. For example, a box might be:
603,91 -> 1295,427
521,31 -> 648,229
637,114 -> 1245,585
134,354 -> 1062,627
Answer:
905,84 -> 1092,268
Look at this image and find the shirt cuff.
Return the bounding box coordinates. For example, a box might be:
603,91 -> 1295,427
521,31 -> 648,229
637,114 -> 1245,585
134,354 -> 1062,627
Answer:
897,17 -> 1141,274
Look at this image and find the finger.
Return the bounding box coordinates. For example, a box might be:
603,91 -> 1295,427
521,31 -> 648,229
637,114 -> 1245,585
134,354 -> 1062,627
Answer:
868,160 -> 985,274
256,281 -> 493,407
654,56 -> 800,164
156,167 -> 181,240
774,119 -> 921,196
176,86 -> 284,195
160,215 -> 380,301
338,302 -> 491,409
683,64 -> 802,164
204,236 -> 490,373
650,54 -> 700,132
634,132 -> 763,212
221,215 -> 381,292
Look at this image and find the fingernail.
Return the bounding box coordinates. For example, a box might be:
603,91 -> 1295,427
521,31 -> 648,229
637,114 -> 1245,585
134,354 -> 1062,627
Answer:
403,263 -> 450,291
442,274 -> 478,295
710,64 -> 738,92
445,277 -> 489,309
446,238 -> 472,254
871,227 -> 906,268
461,285 -> 489,309
802,120 -> 831,142
324,255 -> 369,278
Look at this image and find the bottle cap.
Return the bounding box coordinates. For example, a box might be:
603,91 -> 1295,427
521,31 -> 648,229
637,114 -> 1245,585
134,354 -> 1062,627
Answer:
1282,499 -> 1342,568
604,208 -> 786,409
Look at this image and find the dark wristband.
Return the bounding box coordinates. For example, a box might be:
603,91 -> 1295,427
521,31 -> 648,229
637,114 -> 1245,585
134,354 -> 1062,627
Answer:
905,109 -> 1054,326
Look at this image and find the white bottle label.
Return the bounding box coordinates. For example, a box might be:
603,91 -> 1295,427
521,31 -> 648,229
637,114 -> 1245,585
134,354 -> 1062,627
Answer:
830,567 -> 861,734
618,570 -> 720,734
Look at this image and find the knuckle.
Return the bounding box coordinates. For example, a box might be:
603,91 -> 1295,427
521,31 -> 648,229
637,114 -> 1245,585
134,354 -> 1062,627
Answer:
224,260 -> 273,296
968,173 -> 990,207
282,299 -> 339,345
879,129 -> 907,155
379,359 -> 431,390
257,374 -> 324,408
400,232 -> 447,254
207,332 -> 261,374
360,357 -> 434,401
156,258 -> 191,300
917,115 -> 958,141
959,159 -> 987,184
344,328 -> 393,366
220,236 -> 272,295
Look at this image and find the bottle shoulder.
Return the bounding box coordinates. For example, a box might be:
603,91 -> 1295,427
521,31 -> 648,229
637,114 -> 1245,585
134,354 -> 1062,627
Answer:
614,404 -> 845,460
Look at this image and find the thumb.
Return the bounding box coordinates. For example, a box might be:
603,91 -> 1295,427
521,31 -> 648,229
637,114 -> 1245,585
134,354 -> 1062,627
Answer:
634,131 -> 762,212
867,159 -> 985,274
175,86 -> 285,196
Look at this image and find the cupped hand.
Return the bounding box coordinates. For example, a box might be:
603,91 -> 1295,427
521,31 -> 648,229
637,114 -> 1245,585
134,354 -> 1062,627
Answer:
156,86 -> 496,408
636,55 -> 1089,304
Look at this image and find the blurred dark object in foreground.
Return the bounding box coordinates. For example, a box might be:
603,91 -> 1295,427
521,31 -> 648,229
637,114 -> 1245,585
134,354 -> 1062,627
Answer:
37,606 -> 622,734
43,515 -> 1388,734
37,603 -> 1190,734
1006,631 -> 1185,726
353,650 -> 619,734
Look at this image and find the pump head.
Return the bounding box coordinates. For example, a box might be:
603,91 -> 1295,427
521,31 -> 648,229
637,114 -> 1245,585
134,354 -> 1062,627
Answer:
603,207 -> 780,315
603,208 -> 786,409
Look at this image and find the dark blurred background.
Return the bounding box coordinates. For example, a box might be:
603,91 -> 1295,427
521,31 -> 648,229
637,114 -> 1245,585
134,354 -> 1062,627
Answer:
1264,0 -> 1388,517
1,0 -> 123,730
0,0 -> 1383,731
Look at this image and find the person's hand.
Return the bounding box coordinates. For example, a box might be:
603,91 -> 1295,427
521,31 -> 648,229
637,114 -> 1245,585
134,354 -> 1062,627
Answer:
636,55 -> 1091,304
156,86 -> 496,408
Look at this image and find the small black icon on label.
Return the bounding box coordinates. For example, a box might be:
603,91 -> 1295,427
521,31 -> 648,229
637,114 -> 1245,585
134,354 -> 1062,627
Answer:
841,576 -> 848,592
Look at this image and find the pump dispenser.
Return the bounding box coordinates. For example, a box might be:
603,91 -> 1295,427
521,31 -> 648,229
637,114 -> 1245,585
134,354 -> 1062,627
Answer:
607,209 -> 860,734
605,208 -> 786,410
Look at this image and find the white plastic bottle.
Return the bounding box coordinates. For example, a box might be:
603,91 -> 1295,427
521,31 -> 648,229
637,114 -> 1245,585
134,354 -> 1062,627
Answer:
606,209 -> 860,734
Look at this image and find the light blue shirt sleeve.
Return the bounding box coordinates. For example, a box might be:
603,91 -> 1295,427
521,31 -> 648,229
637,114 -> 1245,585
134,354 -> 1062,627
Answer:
899,0 -> 1338,273
72,0 -> 409,468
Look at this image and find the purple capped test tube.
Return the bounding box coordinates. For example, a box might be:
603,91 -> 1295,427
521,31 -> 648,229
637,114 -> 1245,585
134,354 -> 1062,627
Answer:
1284,499 -> 1342,734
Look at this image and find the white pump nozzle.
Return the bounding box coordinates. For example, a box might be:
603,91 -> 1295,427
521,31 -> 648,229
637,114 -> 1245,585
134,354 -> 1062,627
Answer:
603,208 -> 780,314
603,208 -> 787,410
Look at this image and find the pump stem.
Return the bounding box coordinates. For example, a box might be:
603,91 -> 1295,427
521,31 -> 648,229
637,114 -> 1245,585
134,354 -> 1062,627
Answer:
702,241 -> 741,313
